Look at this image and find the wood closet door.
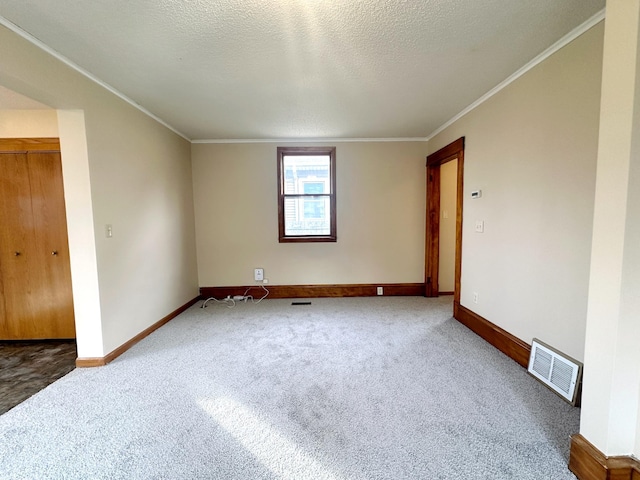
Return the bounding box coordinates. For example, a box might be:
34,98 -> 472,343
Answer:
0,148 -> 75,339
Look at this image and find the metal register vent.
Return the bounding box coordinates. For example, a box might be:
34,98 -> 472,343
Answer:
528,339 -> 583,406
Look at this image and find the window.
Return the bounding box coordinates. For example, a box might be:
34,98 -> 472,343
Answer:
277,146 -> 336,242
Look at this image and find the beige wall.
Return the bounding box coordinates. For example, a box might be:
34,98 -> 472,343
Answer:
0,25 -> 199,356
192,142 -> 428,286
428,23 -> 604,362
438,158 -> 457,292
0,109 -> 58,137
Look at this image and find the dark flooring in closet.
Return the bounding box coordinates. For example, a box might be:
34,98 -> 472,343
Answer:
0,340 -> 77,415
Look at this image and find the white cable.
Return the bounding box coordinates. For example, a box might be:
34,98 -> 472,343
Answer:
201,296 -> 236,309
243,284 -> 269,304
201,285 -> 269,309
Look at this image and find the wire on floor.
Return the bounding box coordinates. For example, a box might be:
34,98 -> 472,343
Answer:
201,285 -> 269,309
242,284 -> 269,304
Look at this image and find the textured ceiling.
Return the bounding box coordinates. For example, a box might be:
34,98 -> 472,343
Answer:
0,0 -> 605,140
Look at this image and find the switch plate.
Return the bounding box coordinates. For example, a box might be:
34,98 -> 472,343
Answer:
105,224 -> 113,238
254,268 -> 264,281
475,220 -> 484,233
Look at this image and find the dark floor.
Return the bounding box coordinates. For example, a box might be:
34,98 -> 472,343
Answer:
0,340 -> 77,415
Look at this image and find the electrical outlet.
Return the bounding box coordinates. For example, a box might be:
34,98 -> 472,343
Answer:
105,224 -> 113,238
473,292 -> 479,304
377,286 -> 383,295
254,268 -> 264,281
475,220 -> 484,233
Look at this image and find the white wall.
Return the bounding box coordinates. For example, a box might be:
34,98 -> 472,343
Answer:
0,25 -> 199,356
192,141 -> 428,286
0,108 -> 104,357
428,23 -> 604,361
580,0 -> 640,457
57,110 -> 104,357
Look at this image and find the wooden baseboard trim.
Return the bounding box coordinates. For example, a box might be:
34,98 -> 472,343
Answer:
76,296 -> 200,368
438,291 -> 454,296
453,301 -> 531,368
200,283 -> 425,300
74,357 -> 106,368
569,434 -> 640,480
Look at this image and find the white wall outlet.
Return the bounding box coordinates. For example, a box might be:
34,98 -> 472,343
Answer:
475,220 -> 484,233
254,268 -> 264,281
473,292 -> 479,304
105,224 -> 113,238
377,286 -> 383,295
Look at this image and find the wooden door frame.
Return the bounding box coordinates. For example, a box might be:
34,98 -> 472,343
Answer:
425,137 -> 464,304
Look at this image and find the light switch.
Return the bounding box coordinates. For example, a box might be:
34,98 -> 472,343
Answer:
105,224 -> 113,238
475,220 -> 484,233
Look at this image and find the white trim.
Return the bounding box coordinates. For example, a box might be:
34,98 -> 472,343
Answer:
192,137 -> 428,144
0,16 -> 191,142
425,8 -> 606,141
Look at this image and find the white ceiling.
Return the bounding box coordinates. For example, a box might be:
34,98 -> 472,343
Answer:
0,0 -> 605,141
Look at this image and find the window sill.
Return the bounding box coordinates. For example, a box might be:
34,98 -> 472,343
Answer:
279,235 -> 337,243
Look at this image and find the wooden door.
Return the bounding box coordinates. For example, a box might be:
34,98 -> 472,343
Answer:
0,139 -> 75,339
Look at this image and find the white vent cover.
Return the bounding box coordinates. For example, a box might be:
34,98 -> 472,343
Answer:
528,339 -> 583,406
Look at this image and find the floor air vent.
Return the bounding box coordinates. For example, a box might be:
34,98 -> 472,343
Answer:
527,339 -> 582,406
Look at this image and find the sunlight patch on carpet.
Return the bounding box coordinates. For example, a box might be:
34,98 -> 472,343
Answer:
198,396 -> 343,480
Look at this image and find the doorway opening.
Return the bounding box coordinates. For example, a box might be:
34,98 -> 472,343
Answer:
425,137 -> 465,310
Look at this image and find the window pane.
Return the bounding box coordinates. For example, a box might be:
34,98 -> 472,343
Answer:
283,155 -> 330,194
284,196 -> 331,236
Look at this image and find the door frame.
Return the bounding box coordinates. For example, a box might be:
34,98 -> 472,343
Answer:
425,137 -> 465,305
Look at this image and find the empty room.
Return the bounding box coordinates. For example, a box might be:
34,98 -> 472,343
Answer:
1,0 -> 639,479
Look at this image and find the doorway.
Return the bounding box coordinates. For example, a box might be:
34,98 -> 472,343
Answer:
425,137 -> 464,306
438,158 -> 458,295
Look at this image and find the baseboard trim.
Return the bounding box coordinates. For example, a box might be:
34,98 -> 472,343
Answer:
569,434 -> 640,480
200,283 -> 425,299
76,296 -> 200,368
453,301 -> 531,368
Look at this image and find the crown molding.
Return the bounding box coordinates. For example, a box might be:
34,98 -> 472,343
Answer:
2,6 -> 605,147
425,8 -> 606,142
192,137 -> 428,144
0,16 -> 191,142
